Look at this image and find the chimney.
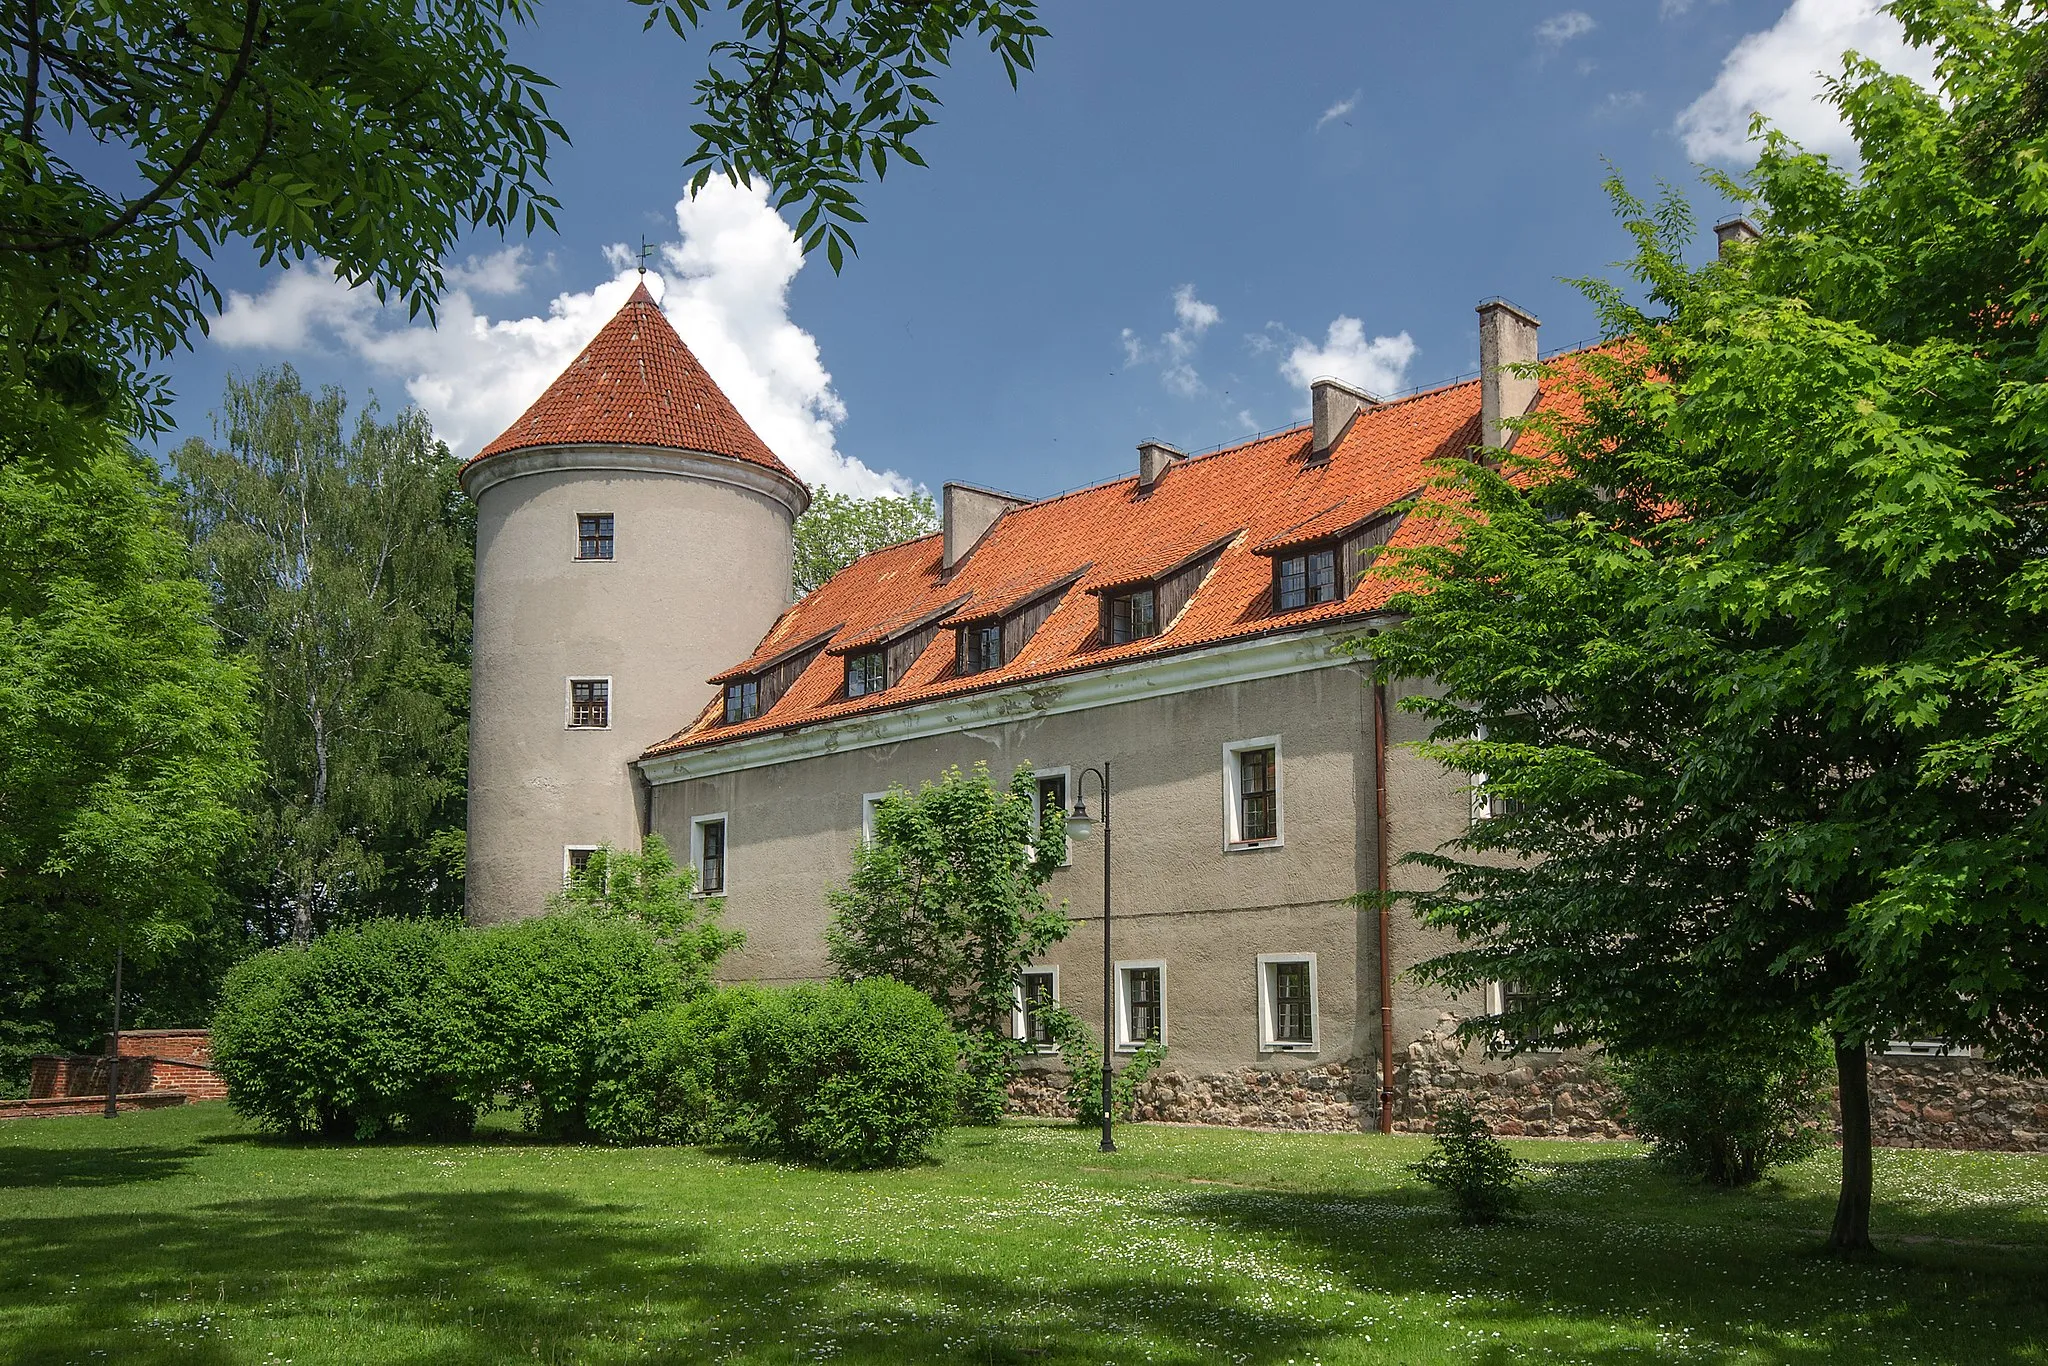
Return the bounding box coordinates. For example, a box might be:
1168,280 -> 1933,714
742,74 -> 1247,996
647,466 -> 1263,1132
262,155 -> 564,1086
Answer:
1136,438 -> 1184,491
942,482 -> 1029,570
1714,217 -> 1760,255
1309,377 -> 1375,459
1476,298 -> 1541,451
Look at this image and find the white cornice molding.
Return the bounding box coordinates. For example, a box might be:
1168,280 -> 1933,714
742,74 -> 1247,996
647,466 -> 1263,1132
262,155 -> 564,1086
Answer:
638,622 -> 1385,785
460,443 -> 810,519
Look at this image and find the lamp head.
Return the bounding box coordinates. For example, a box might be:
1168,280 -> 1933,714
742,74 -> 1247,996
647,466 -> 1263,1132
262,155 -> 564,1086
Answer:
1065,796 -> 1096,839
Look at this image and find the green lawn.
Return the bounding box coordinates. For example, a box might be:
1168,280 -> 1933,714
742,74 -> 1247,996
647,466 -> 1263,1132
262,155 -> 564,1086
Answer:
1,1105 -> 2043,1364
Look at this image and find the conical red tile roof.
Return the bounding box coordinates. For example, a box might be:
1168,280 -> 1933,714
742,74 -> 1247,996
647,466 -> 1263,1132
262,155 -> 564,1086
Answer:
468,281 -> 802,487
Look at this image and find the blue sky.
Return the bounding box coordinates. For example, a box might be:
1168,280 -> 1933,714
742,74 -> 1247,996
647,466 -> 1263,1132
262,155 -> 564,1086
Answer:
159,1 -> 1933,500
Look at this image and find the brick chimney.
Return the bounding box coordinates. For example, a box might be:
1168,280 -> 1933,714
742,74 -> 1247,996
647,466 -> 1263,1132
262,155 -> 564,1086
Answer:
942,482 -> 1030,570
1309,377 -> 1375,459
1476,298 -> 1541,451
1714,217 -> 1760,255
1136,439 -> 1184,491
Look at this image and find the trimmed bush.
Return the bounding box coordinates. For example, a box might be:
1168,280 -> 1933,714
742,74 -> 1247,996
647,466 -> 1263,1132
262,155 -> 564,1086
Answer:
443,913 -> 686,1139
588,986 -> 765,1147
595,979 -> 958,1166
211,918 -> 471,1140
1610,1033 -> 1831,1186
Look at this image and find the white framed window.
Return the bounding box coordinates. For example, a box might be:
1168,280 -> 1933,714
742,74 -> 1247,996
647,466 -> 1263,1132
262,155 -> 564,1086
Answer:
1257,953 -> 1318,1052
861,792 -> 891,845
1013,966 -> 1059,1052
1483,980 -> 1562,1053
1222,736 -> 1283,850
566,676 -> 612,729
690,813 -> 729,895
563,845 -> 599,883
1884,1040 -> 1977,1058
1031,766 -> 1072,867
1114,960 -> 1167,1052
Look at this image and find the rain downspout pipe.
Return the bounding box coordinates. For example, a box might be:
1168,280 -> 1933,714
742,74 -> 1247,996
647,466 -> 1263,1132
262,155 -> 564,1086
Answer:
1374,678 -> 1396,1134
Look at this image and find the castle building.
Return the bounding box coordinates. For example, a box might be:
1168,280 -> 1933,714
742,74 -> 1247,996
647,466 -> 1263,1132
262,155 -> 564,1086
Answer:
461,280 -> 1555,1132
462,282 -> 2040,1143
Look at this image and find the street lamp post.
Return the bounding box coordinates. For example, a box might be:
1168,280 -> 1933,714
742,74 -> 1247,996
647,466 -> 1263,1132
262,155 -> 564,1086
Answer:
1066,762 -> 1115,1154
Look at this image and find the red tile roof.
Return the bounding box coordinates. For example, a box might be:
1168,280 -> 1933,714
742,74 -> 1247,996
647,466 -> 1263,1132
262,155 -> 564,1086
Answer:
648,358 -> 1589,758
468,282 -> 804,489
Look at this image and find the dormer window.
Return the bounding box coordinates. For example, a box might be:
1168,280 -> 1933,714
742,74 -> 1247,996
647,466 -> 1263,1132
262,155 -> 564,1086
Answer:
723,679 -> 760,723
846,650 -> 886,698
1275,547 -> 1338,611
1107,587 -> 1158,644
960,622 -> 1003,675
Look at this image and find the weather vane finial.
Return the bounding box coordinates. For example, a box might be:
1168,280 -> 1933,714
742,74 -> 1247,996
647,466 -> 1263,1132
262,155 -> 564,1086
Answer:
637,236 -> 655,277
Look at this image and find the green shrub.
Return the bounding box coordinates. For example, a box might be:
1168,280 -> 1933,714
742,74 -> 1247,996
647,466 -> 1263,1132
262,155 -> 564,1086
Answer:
757,979 -> 959,1166
444,913 -> 686,1139
211,919 -> 471,1140
1411,1100 -> 1521,1224
1610,1033 -> 1831,1186
596,980 -> 958,1166
1037,1004 -> 1165,1126
587,986 -> 766,1146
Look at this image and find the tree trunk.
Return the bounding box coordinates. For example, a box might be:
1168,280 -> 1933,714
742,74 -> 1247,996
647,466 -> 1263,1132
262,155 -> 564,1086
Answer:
1828,1038 -> 1874,1253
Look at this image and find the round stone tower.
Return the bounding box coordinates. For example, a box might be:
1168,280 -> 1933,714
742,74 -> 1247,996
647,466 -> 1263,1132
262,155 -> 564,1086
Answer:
461,281 -> 808,924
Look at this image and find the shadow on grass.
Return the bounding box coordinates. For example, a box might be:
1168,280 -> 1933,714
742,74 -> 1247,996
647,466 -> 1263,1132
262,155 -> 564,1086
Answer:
0,1184 -> 1329,1366
1174,1154 -> 2048,1366
0,1141 -> 206,1189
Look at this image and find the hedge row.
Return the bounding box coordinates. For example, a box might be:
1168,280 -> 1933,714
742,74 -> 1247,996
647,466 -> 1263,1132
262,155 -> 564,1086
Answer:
210,916 -> 959,1166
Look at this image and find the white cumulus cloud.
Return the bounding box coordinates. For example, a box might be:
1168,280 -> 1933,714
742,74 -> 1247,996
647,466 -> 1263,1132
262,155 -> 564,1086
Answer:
1537,11 -> 1596,47
1278,317 -> 1416,400
209,179 -> 907,495
1676,0 -> 1937,161
1122,284 -> 1221,397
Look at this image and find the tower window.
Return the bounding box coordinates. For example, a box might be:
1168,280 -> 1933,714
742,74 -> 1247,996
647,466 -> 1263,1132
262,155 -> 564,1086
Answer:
846,650 -> 886,698
577,513 -> 614,561
724,679 -> 760,724
1107,587 -> 1158,643
568,678 -> 610,728
1275,546 -> 1338,610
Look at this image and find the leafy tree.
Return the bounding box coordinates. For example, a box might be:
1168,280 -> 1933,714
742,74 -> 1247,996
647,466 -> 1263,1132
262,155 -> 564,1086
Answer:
0,1 -> 1042,425
0,396 -> 257,1088
792,485 -> 938,596
826,761 -> 1068,1118
546,833 -> 743,990
0,0 -> 565,427
1365,2 -> 2046,1252
174,368 -> 471,943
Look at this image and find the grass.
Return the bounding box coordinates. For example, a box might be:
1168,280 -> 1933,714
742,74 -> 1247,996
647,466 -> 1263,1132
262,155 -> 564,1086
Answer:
1,1105 -> 2044,1364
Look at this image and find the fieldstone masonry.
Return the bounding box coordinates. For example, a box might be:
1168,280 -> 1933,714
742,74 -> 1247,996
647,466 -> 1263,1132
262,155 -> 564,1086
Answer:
1009,1027 -> 2048,1152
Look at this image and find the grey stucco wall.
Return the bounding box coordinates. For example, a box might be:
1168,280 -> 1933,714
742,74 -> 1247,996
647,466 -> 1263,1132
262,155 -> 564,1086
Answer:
648,655 -> 1488,1075
466,447 -> 798,925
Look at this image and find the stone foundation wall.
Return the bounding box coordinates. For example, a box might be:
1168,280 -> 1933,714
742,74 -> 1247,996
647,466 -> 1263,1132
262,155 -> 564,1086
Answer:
1009,1033 -> 2048,1152
1390,1029 -> 1626,1139
1870,1055 -> 2047,1152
